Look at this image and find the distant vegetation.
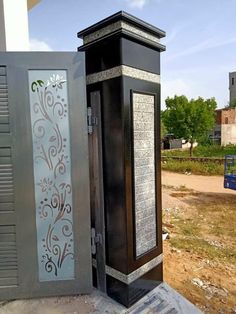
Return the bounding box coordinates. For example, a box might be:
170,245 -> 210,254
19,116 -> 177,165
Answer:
162,159 -> 223,175
162,95 -> 217,156
162,144 -> 236,158
225,99 -> 236,108
161,144 -> 236,176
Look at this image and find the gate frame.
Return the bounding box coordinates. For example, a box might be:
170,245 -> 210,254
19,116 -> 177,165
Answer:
0,52 -> 92,300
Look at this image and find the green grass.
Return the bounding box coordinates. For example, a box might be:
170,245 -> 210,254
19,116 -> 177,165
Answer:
175,185 -> 194,192
162,159 -> 223,175
174,218 -> 200,236
170,237 -> 236,264
162,184 -> 194,192
200,200 -> 236,238
162,144 -> 236,158
167,191 -> 236,264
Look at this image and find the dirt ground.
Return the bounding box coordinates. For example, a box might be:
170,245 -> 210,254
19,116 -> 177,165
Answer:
162,171 -> 236,314
0,172 -> 235,314
162,171 -> 235,194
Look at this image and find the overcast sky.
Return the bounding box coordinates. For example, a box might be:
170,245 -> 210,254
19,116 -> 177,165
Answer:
28,0 -> 236,108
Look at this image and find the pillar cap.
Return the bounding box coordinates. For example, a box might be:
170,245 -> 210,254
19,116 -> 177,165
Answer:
77,11 -> 166,52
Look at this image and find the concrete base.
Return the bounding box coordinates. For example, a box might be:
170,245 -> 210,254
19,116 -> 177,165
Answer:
93,283 -> 202,313
0,283 -> 202,314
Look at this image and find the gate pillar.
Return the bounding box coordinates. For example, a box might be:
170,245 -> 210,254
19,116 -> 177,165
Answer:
78,11 -> 166,307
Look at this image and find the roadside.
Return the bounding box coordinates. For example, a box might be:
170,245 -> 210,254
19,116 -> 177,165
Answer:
0,172 -> 235,314
162,171 -> 236,314
162,170 -> 236,194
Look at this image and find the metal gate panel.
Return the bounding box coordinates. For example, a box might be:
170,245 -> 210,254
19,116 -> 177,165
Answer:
0,52 -> 92,300
0,65 -> 18,292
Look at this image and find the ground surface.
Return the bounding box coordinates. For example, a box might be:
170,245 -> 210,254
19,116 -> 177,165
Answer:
0,172 -> 235,313
162,171 -> 234,194
162,171 -> 236,314
0,283 -> 201,314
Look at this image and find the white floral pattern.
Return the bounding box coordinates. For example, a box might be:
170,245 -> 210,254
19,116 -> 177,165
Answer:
29,70 -> 75,281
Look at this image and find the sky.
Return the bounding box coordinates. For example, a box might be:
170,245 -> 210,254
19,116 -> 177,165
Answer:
28,0 -> 236,109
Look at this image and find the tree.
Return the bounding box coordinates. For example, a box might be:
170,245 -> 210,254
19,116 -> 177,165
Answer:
161,120 -> 167,139
162,95 -> 217,156
226,99 -> 236,108
160,111 -> 167,139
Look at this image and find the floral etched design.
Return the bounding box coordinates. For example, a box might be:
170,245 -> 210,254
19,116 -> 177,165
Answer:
46,74 -> 66,90
37,178 -> 53,192
29,71 -> 74,281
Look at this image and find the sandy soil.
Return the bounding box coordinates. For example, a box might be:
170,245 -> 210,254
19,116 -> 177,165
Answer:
162,171 -> 236,195
162,171 -> 236,314
0,171 -> 235,314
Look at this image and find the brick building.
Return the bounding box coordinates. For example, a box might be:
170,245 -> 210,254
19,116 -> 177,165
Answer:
210,72 -> 236,145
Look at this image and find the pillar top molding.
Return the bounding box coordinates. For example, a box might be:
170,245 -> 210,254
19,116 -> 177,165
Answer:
77,11 -> 166,52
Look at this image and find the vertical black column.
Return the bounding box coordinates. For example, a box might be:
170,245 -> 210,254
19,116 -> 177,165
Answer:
78,11 -> 166,307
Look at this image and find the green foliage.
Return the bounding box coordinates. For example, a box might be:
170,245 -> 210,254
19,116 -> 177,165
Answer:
161,159 -> 223,175
162,95 -> 217,156
161,120 -> 167,139
226,99 -> 236,108
162,144 -> 236,158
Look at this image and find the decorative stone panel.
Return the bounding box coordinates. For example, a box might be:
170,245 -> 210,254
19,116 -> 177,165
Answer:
132,93 -> 156,257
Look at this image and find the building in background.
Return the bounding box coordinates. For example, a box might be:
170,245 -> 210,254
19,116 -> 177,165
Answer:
0,0 -> 40,51
229,71 -> 236,104
210,108 -> 236,145
210,72 -> 236,145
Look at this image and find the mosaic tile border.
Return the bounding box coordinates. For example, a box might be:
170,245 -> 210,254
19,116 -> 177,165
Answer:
86,65 -> 160,85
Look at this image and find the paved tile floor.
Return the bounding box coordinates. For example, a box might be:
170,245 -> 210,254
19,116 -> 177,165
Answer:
0,283 -> 202,314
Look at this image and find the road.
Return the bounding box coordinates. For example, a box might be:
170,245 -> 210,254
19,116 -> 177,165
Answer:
162,171 -> 236,194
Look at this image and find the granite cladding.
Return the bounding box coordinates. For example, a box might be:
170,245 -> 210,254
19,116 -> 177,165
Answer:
86,65 -> 160,85
83,21 -> 160,45
92,254 -> 163,284
133,93 -> 157,257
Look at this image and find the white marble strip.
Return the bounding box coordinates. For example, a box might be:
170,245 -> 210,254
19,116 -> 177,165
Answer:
93,254 -> 163,285
86,65 -> 160,85
83,21 -> 160,45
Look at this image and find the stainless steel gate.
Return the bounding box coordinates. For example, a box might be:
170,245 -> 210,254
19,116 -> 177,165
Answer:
0,52 -> 92,300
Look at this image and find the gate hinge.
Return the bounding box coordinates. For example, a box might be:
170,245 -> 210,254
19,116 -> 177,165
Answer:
87,107 -> 97,134
91,228 -> 102,255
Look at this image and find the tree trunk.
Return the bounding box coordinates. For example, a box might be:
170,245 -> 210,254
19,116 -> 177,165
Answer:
189,140 -> 193,157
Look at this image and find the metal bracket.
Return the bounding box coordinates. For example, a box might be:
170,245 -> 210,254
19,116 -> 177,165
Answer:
91,228 -> 103,255
87,107 -> 97,134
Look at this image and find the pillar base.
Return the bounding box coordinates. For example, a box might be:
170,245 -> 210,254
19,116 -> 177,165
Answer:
107,263 -> 163,307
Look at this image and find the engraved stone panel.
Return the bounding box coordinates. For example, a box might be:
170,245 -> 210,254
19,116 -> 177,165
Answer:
133,93 -> 156,257
29,71 -> 75,281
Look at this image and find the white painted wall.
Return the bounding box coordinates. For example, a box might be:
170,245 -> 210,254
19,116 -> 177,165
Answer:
221,124 -> 236,145
0,0 -> 29,51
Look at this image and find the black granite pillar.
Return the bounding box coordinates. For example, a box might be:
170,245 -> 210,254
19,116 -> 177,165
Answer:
78,11 -> 166,307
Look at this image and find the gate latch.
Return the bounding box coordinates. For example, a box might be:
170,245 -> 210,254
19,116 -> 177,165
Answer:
87,107 -> 97,134
91,228 -> 102,255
